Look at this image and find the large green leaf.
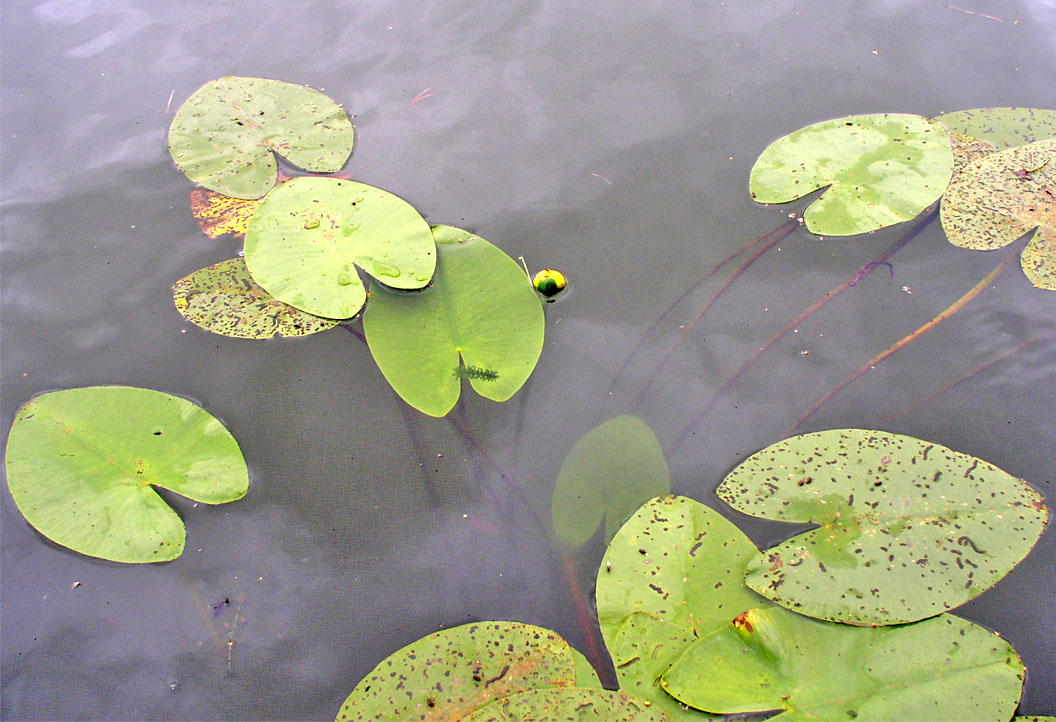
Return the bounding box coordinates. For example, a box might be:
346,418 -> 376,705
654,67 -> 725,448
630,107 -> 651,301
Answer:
940,139 -> 1056,290
363,225 -> 545,417
933,107 -> 1056,149
717,429 -> 1048,625
4,387 -> 248,563
551,416 -> 670,547
244,176 -> 436,318
463,689 -> 671,721
749,113 -> 953,235
661,606 -> 1024,720
597,496 -> 770,720
335,621 -> 578,722
168,76 -> 354,199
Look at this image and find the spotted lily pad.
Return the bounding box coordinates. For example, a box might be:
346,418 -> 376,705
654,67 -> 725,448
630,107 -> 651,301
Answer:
717,429 -> 1048,625
363,225 -> 544,417
551,416 -> 670,547
463,689 -> 672,721
168,76 -> 354,199
661,606 -> 1025,720
3,386 -> 248,563
941,139 -> 1056,290
172,257 -> 340,339
933,107 -> 1056,149
749,113 -> 953,235
189,188 -> 267,240
244,176 -> 436,319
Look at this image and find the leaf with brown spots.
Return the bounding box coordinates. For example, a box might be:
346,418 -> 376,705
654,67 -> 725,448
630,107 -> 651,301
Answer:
189,189 -> 263,240
463,688 -> 672,721
933,107 -> 1056,149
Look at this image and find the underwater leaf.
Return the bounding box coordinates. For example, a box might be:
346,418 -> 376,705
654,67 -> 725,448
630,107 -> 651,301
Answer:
596,496 -> 771,720
335,621 -> 578,722
717,429 -> 1048,625
941,139 -> 1056,290
933,107 -> 1056,149
463,688 -> 672,721
551,416 -> 670,547
244,176 -> 435,318
168,76 -> 354,199
749,113 -> 953,235
661,606 -> 1024,720
172,257 -> 339,339
3,386 -> 248,563
948,131 -> 997,174
363,225 -> 545,417
189,189 -> 265,240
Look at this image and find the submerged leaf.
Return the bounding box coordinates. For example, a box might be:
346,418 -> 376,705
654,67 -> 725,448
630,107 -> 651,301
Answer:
717,429 -> 1048,625
168,76 -> 353,199
189,189 -> 266,240
749,113 -> 953,235
463,689 -> 671,721
933,107 -> 1056,149
172,257 -> 339,339
3,387 -> 248,563
948,131 -> 997,174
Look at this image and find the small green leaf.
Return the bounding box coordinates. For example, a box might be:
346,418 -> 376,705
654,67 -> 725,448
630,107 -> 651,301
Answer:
551,416 -> 670,547
749,113 -> 953,235
933,107 -> 1056,149
570,648 -> 602,689
717,429 -> 1049,625
363,225 -> 544,417
463,689 -> 672,721
168,76 -> 354,199
4,387 -> 248,563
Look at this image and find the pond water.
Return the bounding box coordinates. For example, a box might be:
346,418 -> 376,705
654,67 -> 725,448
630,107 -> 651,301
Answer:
2,1 -> 1054,719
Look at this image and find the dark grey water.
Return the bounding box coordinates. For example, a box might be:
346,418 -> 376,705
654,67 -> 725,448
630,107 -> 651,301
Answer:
2,1 -> 1054,719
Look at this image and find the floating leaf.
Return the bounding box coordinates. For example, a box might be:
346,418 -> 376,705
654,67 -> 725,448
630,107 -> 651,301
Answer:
363,225 -> 544,417
168,76 -> 354,199
597,496 -> 770,720
749,113 -> 953,235
661,606 -> 1024,720
933,107 -> 1056,149
335,621 -> 578,722
463,689 -> 671,721
941,139 -> 1056,290
717,429 -> 1048,625
551,416 -> 670,547
244,176 -> 435,319
3,387 -> 248,563
570,649 -> 602,689
172,257 -> 339,339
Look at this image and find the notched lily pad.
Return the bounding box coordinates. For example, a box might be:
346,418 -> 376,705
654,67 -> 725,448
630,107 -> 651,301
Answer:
933,107 -> 1056,149
168,76 -> 354,199
464,688 -> 672,721
717,429 -> 1048,625
749,113 -> 953,235
172,257 -> 340,339
4,386 -> 248,563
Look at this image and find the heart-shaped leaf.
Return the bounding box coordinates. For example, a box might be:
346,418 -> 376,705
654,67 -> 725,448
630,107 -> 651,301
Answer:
716,429 -> 1048,625
933,107 -> 1056,149
168,76 -> 354,199
551,416 -> 670,547
463,689 -> 672,721
244,176 -> 436,319
363,225 -> 544,417
749,113 -> 953,235
172,257 -> 339,339
4,386 -> 248,563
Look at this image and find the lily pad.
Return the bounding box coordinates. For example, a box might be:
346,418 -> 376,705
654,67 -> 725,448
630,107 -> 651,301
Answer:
172,257 -> 340,339
335,621 -> 578,722
363,225 -> 544,417
749,113 -> 953,235
941,139 -> 1056,290
189,188 -> 266,240
244,176 -> 436,319
948,131 -> 997,174
661,606 -> 1025,720
4,386 -> 248,563
463,689 -> 672,721
717,429 -> 1048,625
933,107 -> 1056,149
168,76 -> 354,199
551,416 -> 670,547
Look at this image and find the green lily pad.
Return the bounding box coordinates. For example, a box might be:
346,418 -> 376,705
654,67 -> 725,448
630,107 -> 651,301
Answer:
941,139 -> 1056,290
749,113 -> 953,235
570,648 -> 602,689
172,257 -> 339,339
933,107 -> 1056,149
551,416 -> 670,547
661,606 -> 1025,720
4,386 -> 248,563
168,76 -> 354,199
717,429 -> 1048,625
597,496 -> 771,720
335,621 -> 578,722
244,176 -> 436,319
463,689 -> 672,721
363,225 -> 544,417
